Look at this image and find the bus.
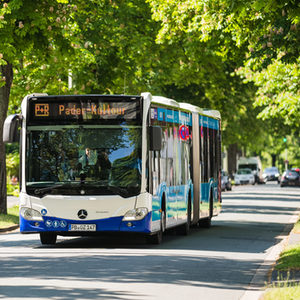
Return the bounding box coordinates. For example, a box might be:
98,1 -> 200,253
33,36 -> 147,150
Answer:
3,93 -> 221,245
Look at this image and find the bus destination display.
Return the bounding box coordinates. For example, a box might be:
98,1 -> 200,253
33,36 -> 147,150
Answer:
29,99 -> 139,123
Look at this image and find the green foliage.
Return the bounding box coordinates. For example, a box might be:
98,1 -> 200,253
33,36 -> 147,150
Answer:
263,283 -> 300,300
238,58 -> 300,131
6,183 -> 19,196
276,243 -> 300,270
2,0 -> 299,163
147,0 -> 299,154
276,216 -> 300,271
0,0 -> 76,63
263,216 -> 300,299
0,205 -> 19,228
0,0 -> 79,114
6,151 -> 19,178
6,149 -> 19,196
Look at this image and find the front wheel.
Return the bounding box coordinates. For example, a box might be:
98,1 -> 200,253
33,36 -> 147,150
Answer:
40,232 -> 57,245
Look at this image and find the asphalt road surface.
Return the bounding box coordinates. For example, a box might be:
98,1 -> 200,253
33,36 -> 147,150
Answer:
1,183 -> 300,300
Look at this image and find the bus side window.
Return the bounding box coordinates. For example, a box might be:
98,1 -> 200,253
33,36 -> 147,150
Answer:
160,128 -> 167,184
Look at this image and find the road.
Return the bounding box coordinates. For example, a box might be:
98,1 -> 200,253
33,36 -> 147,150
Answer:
1,183 -> 300,300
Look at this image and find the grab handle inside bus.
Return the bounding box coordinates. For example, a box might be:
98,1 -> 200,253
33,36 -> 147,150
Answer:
149,126 -> 162,151
3,114 -> 21,143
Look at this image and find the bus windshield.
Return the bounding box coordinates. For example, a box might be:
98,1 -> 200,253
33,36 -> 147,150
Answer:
26,125 -> 142,197
238,164 -> 257,171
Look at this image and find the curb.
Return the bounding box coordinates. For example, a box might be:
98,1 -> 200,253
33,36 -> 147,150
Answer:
0,225 -> 19,233
241,209 -> 300,300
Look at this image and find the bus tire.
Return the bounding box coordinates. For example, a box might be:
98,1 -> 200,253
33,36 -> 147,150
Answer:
199,216 -> 211,228
40,232 -> 57,245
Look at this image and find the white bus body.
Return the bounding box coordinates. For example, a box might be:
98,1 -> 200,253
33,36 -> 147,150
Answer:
4,93 -> 221,244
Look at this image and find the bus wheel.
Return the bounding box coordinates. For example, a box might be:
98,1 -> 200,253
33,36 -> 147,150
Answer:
147,211 -> 165,245
199,216 -> 211,228
40,232 -> 57,245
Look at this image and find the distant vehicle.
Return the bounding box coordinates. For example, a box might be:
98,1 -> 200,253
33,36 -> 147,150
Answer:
221,170 -> 232,191
262,167 -> 280,183
234,168 -> 255,185
280,170 -> 300,187
237,157 -> 264,184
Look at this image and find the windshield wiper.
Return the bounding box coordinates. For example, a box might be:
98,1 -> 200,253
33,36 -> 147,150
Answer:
34,184 -> 67,197
108,185 -> 130,198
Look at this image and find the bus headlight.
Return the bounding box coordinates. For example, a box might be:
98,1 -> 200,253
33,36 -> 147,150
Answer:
20,207 -> 43,221
122,207 -> 148,221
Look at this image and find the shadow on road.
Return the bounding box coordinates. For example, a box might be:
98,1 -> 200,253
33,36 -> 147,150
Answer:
0,185 -> 299,299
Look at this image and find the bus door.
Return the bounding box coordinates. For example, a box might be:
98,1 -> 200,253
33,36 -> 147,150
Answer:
200,116 -> 211,219
176,113 -> 191,223
191,113 -> 201,224
174,116 -> 185,223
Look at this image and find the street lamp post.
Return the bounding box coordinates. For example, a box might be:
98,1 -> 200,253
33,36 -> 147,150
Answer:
283,137 -> 288,170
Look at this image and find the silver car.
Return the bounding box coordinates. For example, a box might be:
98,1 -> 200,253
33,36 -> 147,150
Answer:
221,170 -> 232,191
262,167 -> 280,183
234,168 -> 255,185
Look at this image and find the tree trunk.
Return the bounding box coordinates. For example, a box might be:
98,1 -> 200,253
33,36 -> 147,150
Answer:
227,143 -> 238,178
0,63 -> 13,214
271,154 -> 276,167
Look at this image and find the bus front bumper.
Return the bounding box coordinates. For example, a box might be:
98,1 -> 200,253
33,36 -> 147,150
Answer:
20,213 -> 153,234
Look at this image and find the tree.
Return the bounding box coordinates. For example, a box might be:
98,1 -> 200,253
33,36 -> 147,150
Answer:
64,0 -> 164,95
147,0 -> 299,162
147,0 -> 299,128
0,0 -> 76,213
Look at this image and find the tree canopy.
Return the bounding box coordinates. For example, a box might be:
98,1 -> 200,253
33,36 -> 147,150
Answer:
0,0 -> 299,212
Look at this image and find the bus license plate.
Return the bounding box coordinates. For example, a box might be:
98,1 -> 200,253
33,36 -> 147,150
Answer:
69,224 -> 96,231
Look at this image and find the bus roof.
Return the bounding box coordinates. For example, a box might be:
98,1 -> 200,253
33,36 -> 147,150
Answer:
179,102 -> 203,114
152,96 -> 179,108
203,109 -> 221,119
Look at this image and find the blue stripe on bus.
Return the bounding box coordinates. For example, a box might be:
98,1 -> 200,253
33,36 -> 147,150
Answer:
151,182 -> 192,224
201,182 -> 210,203
19,213 -> 152,234
157,108 -> 166,121
156,107 -> 218,129
199,115 -> 219,130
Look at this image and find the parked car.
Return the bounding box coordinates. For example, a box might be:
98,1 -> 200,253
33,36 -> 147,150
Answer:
280,170 -> 300,187
291,167 -> 300,175
234,168 -> 255,185
221,170 -> 232,191
262,167 -> 280,183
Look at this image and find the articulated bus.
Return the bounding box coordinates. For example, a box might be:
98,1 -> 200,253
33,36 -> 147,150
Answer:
3,93 -> 221,245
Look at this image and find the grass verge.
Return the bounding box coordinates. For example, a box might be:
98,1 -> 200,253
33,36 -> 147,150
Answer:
0,205 -> 19,229
263,284 -> 300,300
262,216 -> 300,300
275,243 -> 300,271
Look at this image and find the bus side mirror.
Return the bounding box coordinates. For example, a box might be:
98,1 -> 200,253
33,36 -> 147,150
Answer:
150,126 -> 162,151
3,114 -> 21,143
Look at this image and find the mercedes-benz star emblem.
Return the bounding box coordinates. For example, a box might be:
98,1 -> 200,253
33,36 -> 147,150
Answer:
78,209 -> 88,219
